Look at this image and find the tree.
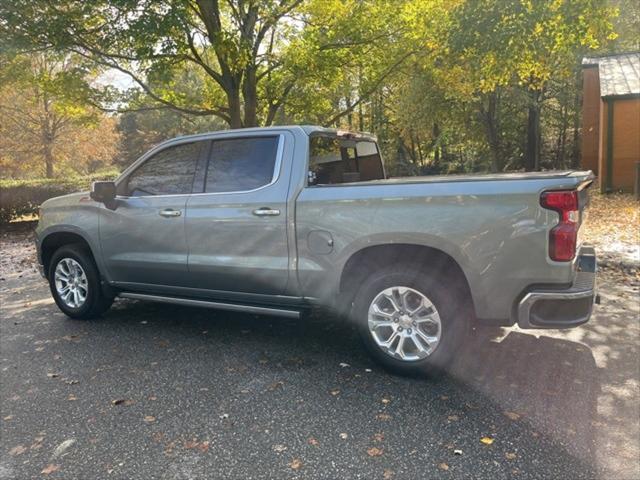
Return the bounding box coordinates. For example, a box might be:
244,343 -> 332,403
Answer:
447,0 -> 616,170
0,52 -> 120,178
1,0 -> 414,129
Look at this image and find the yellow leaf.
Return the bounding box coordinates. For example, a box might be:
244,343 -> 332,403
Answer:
367,447 -> 384,457
289,458 -> 303,470
438,463 -> 449,471
506,452 -> 517,460
480,437 -> 494,445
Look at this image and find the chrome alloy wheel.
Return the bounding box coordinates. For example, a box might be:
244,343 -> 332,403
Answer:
54,258 -> 88,309
367,286 -> 442,361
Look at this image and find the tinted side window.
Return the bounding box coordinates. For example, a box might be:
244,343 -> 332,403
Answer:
205,136 -> 279,193
127,142 -> 201,196
309,136 -> 384,185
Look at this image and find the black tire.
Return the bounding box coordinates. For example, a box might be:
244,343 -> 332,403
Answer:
48,244 -> 113,320
350,264 -> 470,376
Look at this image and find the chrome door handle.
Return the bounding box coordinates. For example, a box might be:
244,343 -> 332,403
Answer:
159,209 -> 182,217
252,207 -> 280,217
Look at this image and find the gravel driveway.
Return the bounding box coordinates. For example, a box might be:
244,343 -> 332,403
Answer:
1,224 -> 638,479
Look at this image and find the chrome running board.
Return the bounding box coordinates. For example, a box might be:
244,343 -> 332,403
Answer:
118,292 -> 301,319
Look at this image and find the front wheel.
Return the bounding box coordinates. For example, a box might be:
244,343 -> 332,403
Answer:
351,266 -> 470,376
48,245 -> 113,320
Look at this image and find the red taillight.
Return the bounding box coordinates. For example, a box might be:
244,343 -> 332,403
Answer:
540,190 -> 579,261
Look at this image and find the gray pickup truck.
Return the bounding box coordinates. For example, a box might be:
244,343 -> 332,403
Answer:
36,126 -> 597,374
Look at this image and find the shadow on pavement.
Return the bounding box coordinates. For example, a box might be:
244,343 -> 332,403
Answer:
3,280 -> 635,478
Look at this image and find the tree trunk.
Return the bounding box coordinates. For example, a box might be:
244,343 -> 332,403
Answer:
555,102 -> 568,169
432,123 -> 441,166
571,70 -> 582,169
525,89 -> 542,171
242,65 -> 258,127
43,137 -> 54,178
226,84 -> 243,129
479,91 -> 502,172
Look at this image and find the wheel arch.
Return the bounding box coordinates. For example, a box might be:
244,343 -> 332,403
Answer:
338,243 -> 477,319
40,230 -> 96,279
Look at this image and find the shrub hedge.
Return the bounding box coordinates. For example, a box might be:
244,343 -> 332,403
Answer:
0,169 -> 120,224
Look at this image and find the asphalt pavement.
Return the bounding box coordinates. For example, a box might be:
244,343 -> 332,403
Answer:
1,235 -> 638,479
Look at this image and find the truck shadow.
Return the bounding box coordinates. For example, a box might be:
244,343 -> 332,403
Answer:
4,286 -> 610,478
451,330 -> 600,468
102,299 -> 603,474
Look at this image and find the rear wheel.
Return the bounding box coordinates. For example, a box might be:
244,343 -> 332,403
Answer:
48,245 -> 113,319
351,265 -> 470,376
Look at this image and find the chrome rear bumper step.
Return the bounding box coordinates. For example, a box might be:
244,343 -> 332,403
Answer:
118,292 -> 301,319
517,247 -> 597,329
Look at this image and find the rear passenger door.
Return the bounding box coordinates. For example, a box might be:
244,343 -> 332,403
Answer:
185,133 -> 291,296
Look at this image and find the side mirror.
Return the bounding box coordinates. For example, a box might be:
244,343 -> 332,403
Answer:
90,181 -> 116,204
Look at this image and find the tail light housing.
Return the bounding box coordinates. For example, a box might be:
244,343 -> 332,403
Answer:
540,190 -> 579,261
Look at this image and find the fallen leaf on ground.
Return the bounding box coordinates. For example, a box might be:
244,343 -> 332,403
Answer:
46,373 -> 59,378
339,363 -> 350,368
219,413 -> 229,419
9,445 -> 27,456
505,452 -> 517,460
383,469 -> 394,479
268,381 -> 284,391
365,368 -> 372,373
3,415 -> 13,421
438,463 -> 449,471
376,413 -> 391,421
367,447 -> 384,457
454,449 -> 463,455
52,439 -> 76,458
330,389 -> 340,396
339,433 -> 348,439
65,380 -> 79,385
480,437 -> 494,445
440,395 -> 449,401
67,394 -> 77,401
504,411 -> 521,421
381,398 -> 390,404
273,444 -> 287,453
307,437 -> 319,446
144,416 -> 156,423
111,399 -> 134,406
447,415 -> 459,422
373,433 -> 384,442
41,464 -> 60,475
289,458 -> 303,470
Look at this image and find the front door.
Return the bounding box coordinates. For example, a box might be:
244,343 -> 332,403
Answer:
185,133 -> 291,296
99,139 -> 207,288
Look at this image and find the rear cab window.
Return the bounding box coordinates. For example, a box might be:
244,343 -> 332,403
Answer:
308,134 -> 385,185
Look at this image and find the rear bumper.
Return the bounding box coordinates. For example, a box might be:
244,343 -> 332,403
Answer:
517,247 -> 597,329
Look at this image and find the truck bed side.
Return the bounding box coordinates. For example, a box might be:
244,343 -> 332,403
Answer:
295,174 -> 592,323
